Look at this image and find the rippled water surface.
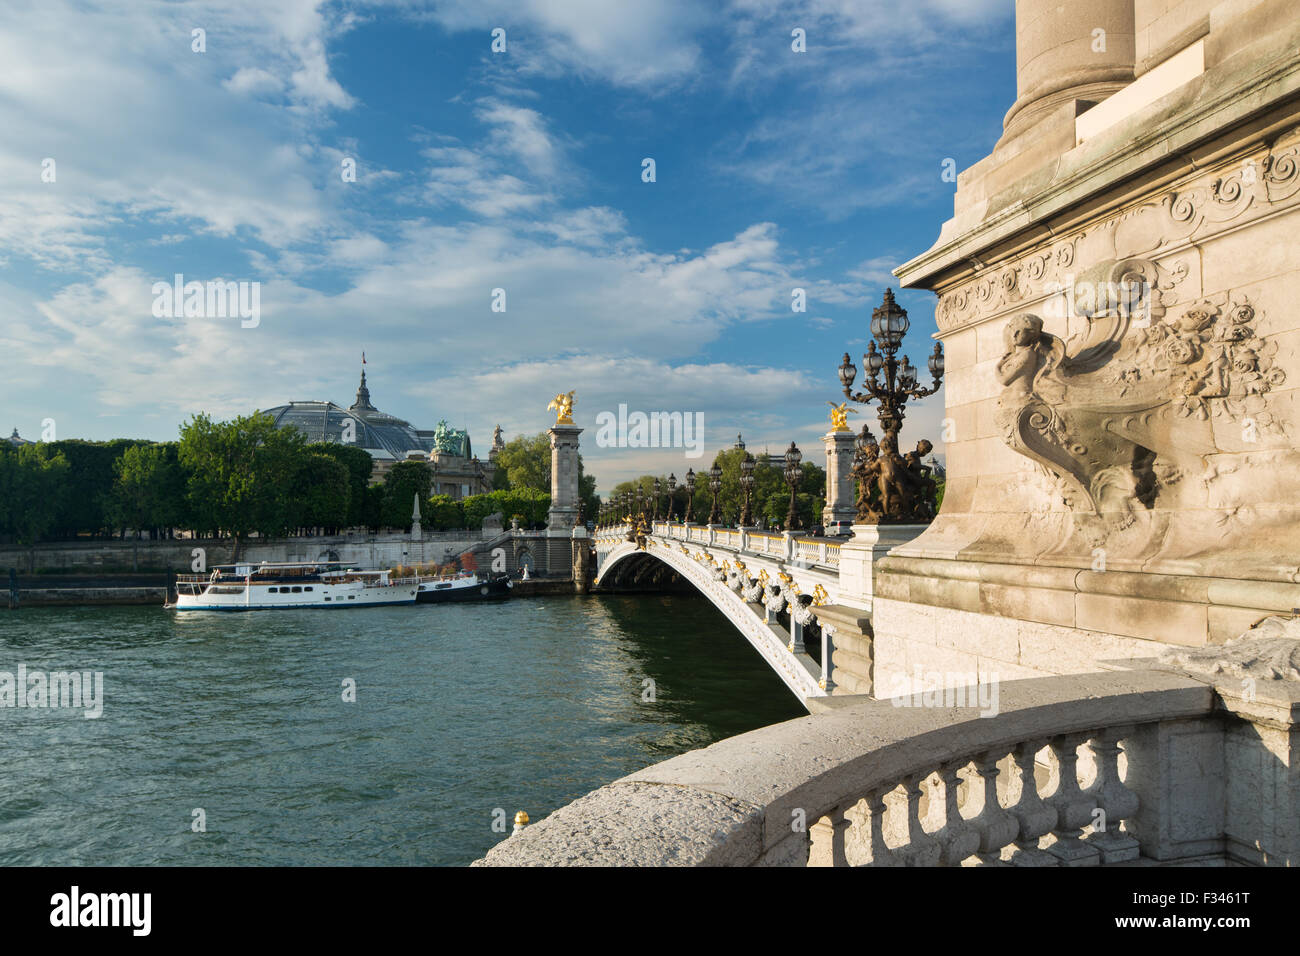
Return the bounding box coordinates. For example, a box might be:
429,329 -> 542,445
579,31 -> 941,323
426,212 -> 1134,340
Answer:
0,595 -> 804,865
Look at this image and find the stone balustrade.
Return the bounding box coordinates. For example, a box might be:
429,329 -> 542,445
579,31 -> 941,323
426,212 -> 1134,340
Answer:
476,660 -> 1300,866
604,522 -> 843,572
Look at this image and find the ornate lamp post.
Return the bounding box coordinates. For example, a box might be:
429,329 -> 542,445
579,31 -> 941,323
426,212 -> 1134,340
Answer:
685,468 -> 696,523
634,486 -> 644,521
666,473 -> 677,522
783,442 -> 803,531
837,288 -> 944,523
739,452 -> 756,527
652,477 -> 661,521
707,459 -> 722,526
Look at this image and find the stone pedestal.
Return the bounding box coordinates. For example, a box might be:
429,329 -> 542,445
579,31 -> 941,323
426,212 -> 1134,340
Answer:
836,524 -> 927,613
547,424 -> 582,532
571,525 -> 591,594
821,430 -> 857,533
886,0 -> 1300,677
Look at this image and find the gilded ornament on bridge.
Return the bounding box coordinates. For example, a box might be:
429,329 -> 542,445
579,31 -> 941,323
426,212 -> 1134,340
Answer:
548,391 -> 575,425
827,402 -> 856,433
812,584 -> 828,606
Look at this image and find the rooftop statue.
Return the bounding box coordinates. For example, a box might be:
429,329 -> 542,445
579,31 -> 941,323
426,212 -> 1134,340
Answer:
432,419 -> 467,456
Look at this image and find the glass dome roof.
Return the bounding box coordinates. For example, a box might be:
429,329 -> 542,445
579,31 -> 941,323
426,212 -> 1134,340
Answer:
262,370 -> 471,461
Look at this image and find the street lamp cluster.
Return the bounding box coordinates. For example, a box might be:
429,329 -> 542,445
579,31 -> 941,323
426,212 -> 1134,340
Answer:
595,444 -> 805,532
837,288 -> 944,524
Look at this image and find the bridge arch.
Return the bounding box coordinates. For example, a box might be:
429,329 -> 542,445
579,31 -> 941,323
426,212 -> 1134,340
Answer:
595,539 -> 825,702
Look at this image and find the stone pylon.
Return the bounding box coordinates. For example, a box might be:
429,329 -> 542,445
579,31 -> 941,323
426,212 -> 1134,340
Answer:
547,423 -> 583,533
822,429 -> 857,532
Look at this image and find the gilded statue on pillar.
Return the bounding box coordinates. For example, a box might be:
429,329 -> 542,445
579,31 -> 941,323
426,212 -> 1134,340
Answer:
548,391 -> 575,425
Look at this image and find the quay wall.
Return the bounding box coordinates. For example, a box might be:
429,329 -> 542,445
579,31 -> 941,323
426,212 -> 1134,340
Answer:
0,531 -> 492,575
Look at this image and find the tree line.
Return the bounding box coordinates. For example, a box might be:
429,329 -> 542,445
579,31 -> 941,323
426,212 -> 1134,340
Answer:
607,447 -> 829,530
0,413 -> 602,545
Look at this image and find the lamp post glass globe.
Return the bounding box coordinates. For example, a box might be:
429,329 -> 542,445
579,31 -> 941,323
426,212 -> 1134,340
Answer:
838,353 -> 857,390
928,342 -> 944,379
870,288 -> 910,350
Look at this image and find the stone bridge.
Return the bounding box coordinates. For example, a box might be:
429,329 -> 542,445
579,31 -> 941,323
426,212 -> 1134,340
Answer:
594,522 -> 859,705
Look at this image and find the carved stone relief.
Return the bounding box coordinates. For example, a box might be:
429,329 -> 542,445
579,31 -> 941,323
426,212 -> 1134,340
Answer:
1162,615 -> 1300,683
993,252 -> 1289,550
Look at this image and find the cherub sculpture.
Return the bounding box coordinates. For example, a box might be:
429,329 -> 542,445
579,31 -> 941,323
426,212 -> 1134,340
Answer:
850,426 -> 882,522
902,439 -> 937,520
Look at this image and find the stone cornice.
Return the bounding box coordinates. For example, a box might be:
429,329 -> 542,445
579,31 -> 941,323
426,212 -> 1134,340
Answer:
896,41 -> 1300,297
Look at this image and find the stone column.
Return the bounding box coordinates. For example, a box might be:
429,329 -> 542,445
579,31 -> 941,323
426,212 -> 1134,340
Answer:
547,424 -> 582,532
409,492 -> 424,565
819,623 -> 836,693
821,429 -> 857,533
1002,0 -> 1135,141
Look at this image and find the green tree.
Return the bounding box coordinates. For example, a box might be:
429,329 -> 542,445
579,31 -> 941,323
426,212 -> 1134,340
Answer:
289,453 -> 351,532
107,443 -> 181,537
493,433 -> 552,491
611,452 -> 826,530
491,431 -> 597,524
308,442 -> 374,527
381,460 -> 433,530
178,411 -> 306,545
362,483 -> 386,532
424,494 -> 466,530
48,438 -> 152,536
0,443 -> 70,544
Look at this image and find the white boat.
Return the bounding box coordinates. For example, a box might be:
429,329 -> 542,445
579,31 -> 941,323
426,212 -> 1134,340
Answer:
170,562 -> 418,610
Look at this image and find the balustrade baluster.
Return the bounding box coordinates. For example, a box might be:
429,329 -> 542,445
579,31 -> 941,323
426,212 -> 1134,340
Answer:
1007,741 -> 1059,866
900,775 -> 941,866
938,763 -> 981,866
864,789 -> 896,867
1043,734 -> 1101,866
961,753 -> 1017,865
1082,728 -> 1141,863
808,807 -> 850,867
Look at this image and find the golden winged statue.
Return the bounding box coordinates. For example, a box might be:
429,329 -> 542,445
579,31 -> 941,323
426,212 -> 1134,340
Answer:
548,390 -> 575,425
827,401 -> 857,432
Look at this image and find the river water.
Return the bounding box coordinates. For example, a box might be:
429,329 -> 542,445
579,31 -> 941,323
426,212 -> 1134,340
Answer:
0,595 -> 804,865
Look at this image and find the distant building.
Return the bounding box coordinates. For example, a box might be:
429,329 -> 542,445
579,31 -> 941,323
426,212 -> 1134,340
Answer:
6,428 -> 32,447
263,368 -> 495,498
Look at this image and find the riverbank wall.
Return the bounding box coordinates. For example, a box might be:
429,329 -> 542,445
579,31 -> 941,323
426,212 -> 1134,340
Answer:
0,531 -> 492,575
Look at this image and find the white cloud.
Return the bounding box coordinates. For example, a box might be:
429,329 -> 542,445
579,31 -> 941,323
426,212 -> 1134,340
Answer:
224,67 -> 287,98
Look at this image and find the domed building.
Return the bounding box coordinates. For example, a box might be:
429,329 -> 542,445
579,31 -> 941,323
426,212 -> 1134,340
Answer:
263,368 -> 499,498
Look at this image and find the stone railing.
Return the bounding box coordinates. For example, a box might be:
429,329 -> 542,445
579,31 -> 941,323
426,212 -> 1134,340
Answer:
475,664 -> 1298,866
618,522 -> 841,573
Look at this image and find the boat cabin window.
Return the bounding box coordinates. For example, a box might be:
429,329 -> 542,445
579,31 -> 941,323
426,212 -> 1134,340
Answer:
303,586 -> 313,592
435,583 -> 452,590
268,587 -> 278,593
291,586 -> 302,593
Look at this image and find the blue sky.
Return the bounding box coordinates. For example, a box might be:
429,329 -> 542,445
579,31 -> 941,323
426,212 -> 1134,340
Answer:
0,0 -> 1014,492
